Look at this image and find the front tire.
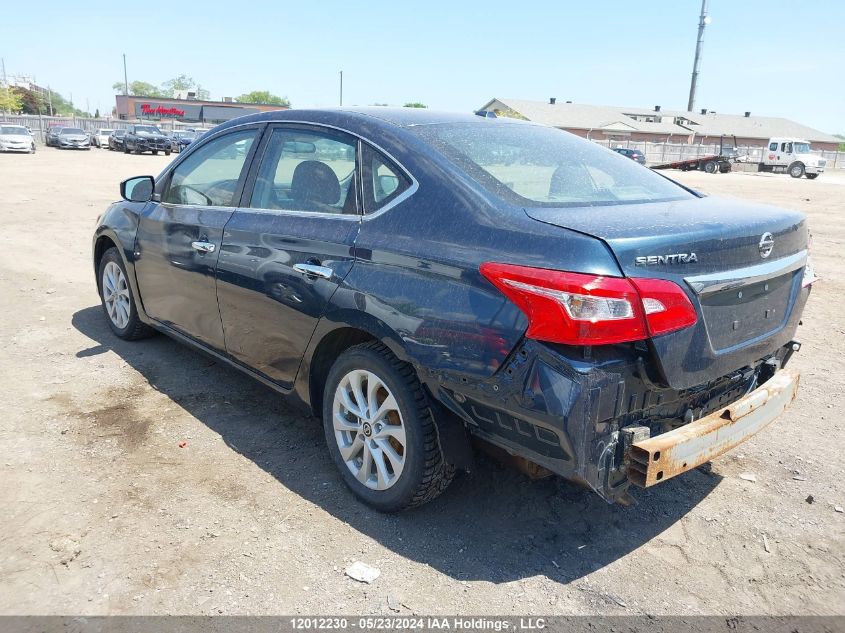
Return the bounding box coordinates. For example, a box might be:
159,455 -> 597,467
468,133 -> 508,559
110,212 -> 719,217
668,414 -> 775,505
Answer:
789,162 -> 805,178
97,248 -> 154,340
322,342 -> 454,512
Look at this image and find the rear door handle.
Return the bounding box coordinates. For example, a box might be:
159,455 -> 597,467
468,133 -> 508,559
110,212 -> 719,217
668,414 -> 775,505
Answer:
293,263 -> 333,280
191,240 -> 216,254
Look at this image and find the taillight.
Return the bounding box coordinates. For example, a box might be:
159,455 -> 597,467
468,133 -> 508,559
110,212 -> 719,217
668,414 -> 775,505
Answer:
629,278 -> 698,336
480,262 -> 697,345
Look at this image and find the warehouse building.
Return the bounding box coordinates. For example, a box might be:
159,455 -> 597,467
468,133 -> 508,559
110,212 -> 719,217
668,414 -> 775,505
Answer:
478,98 -> 840,150
114,95 -> 285,124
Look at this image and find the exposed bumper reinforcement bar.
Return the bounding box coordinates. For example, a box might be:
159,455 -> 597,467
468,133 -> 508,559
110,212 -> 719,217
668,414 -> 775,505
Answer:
626,368 -> 800,487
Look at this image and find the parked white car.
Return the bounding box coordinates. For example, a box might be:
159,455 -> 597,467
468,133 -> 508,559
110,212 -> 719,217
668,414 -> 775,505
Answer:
91,129 -> 114,148
0,125 -> 36,154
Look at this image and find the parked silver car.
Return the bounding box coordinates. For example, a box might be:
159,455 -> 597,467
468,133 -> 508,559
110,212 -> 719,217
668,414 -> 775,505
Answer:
0,125 -> 36,153
56,127 -> 91,150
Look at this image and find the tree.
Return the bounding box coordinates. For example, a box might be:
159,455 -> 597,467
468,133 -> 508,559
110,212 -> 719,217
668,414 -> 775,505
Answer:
112,80 -> 164,97
0,86 -> 24,112
236,91 -> 290,106
835,134 -> 845,152
11,87 -> 44,114
158,75 -> 210,99
403,102 -> 427,108
47,91 -> 87,117
94,108 -> 100,118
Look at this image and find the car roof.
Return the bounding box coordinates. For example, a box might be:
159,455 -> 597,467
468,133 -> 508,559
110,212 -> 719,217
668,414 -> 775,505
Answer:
216,107 -> 534,134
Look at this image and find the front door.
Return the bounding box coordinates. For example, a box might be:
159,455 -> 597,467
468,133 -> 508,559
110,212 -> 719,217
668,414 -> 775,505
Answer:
133,126 -> 262,352
216,124 -> 361,387
777,140 -> 794,166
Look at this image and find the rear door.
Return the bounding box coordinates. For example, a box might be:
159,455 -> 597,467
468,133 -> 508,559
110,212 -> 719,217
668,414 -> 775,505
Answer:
215,124 -> 361,388
133,125 -> 262,352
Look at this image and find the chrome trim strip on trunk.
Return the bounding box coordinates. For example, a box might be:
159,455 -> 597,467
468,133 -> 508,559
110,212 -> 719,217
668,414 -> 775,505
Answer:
684,250 -> 807,296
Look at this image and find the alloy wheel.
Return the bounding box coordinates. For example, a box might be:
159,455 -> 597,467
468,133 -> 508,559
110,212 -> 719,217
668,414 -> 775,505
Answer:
332,369 -> 407,490
102,261 -> 131,329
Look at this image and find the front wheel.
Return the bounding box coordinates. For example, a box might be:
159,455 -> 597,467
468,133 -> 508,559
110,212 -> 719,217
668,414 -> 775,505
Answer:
789,162 -> 805,178
97,248 -> 154,340
806,173 -> 819,180
322,342 -> 454,512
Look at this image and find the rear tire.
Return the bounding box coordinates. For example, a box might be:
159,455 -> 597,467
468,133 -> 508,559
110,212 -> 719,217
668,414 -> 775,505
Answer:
322,341 -> 454,512
97,247 -> 154,341
704,160 -> 717,174
789,162 -> 805,178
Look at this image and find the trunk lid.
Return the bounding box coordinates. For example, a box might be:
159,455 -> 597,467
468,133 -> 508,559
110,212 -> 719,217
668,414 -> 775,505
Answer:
525,196 -> 809,389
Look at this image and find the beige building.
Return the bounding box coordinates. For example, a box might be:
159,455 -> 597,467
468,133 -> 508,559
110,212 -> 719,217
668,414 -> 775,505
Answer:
478,98 -> 840,150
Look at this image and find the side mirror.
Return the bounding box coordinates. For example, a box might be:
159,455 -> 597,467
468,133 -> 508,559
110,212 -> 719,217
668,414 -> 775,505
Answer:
121,176 -> 155,202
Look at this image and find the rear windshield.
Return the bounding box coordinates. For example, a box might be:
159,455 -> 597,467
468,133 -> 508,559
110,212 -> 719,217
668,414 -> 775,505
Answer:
413,122 -> 692,207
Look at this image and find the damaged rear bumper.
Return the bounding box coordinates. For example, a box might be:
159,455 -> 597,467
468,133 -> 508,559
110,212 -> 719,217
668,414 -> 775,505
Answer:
626,368 -> 800,487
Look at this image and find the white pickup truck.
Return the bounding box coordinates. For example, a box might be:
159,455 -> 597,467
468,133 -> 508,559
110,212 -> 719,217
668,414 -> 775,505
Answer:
758,137 -> 826,179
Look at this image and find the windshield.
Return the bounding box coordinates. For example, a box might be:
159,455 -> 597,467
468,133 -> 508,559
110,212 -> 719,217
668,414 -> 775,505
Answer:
0,126 -> 28,135
63,128 -> 85,135
135,125 -> 162,134
99,129 -> 114,135
794,142 -> 812,153
413,123 -> 692,207
115,130 -> 126,136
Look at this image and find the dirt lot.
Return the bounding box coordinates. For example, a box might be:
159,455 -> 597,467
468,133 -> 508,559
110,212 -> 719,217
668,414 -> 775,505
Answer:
1,148 -> 843,616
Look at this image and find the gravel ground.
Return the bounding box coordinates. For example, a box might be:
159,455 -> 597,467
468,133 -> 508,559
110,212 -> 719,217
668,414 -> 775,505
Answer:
0,149 -> 843,616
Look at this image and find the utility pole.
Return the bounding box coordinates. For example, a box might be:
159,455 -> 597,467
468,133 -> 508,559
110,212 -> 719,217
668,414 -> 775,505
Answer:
47,86 -> 53,116
123,53 -> 129,95
687,0 -> 710,112
1,57 -> 7,115
339,70 -> 343,106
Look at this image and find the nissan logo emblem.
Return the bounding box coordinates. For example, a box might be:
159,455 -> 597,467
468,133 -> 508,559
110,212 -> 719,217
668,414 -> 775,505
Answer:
759,232 -> 775,259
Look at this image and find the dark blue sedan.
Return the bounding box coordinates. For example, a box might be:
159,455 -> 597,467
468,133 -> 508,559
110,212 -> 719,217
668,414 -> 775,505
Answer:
93,108 -> 813,511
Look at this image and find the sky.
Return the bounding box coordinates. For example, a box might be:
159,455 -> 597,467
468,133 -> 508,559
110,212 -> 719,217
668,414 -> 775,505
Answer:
2,0 -> 843,133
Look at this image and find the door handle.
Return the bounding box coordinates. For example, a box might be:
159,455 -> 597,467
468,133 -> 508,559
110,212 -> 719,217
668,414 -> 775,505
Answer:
293,262 -> 333,280
191,240 -> 216,254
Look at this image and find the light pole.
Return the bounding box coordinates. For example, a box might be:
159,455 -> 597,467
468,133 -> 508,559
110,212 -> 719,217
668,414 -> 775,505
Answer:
687,0 -> 710,112
339,70 -> 343,106
123,54 -> 129,95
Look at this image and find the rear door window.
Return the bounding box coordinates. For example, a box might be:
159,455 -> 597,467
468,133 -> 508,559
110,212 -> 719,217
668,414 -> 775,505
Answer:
249,126 -> 358,215
361,144 -> 412,214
